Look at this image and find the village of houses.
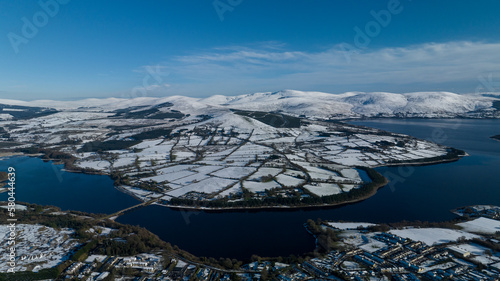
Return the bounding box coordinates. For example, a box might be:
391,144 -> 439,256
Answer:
1,205 -> 500,280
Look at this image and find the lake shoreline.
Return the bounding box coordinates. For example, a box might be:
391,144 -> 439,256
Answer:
132,152 -> 464,212
158,175 -> 389,212
4,151 -> 463,213
3,118 -> 498,260
142,153 -> 459,212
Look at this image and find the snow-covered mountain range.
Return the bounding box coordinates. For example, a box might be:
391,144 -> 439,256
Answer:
203,90 -> 499,118
1,90 -> 499,120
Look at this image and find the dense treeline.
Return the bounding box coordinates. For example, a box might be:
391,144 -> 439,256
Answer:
113,106 -> 185,120
305,219 -> 342,253
14,147 -> 107,175
233,110 -> 301,128
130,128 -> 172,141
386,219 -> 463,230
72,241 -> 98,261
94,224 -> 171,257
0,141 -> 19,148
0,105 -> 57,120
17,147 -> 74,161
0,203 -> 102,240
15,147 -> 80,172
78,140 -> 141,152
0,171 -> 7,181
471,238 -> 500,252
0,263 -> 67,281
110,171 -> 131,186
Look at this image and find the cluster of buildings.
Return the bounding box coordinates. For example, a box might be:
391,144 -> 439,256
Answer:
58,226 -> 500,281
286,229 -> 500,280
4,205 -> 500,280
454,205 -> 500,220
61,253 -> 264,281
0,224 -> 80,273
6,218 -> 498,280
63,253 -> 163,280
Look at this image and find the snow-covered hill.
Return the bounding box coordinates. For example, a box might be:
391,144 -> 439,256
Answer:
1,90 -> 499,119
1,90 -> 479,209
201,90 -> 498,118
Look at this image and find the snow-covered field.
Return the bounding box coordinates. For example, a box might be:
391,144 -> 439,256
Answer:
339,231 -> 387,253
389,228 -> 480,246
457,217 -> 500,234
166,177 -> 237,197
304,183 -> 343,196
448,243 -> 491,256
243,180 -> 280,193
275,174 -> 305,187
211,166 -> 256,179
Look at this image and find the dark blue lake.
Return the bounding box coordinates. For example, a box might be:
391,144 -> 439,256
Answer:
0,157 -> 139,214
1,119 -> 499,260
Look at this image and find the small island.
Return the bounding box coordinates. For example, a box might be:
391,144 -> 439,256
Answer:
491,135 -> 500,142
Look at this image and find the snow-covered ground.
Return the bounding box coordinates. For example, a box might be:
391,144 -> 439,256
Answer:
0,90 -> 476,206
339,231 -> 387,253
1,90 -> 497,122
0,224 -> 79,272
457,217 -> 500,234
304,183 -> 343,196
86,226 -> 116,236
166,177 -> 237,197
202,90 -> 498,119
0,204 -> 28,211
389,228 -> 480,246
275,174 -> 305,187
85,255 -> 107,263
448,243 -> 491,256
243,180 -> 280,193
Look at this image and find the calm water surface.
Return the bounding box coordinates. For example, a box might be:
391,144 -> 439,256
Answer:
0,157 -> 139,214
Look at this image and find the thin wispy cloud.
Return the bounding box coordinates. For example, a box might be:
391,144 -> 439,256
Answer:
144,83 -> 171,91
143,41 -> 500,96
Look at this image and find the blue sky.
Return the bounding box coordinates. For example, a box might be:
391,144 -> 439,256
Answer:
1,0 -> 500,100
